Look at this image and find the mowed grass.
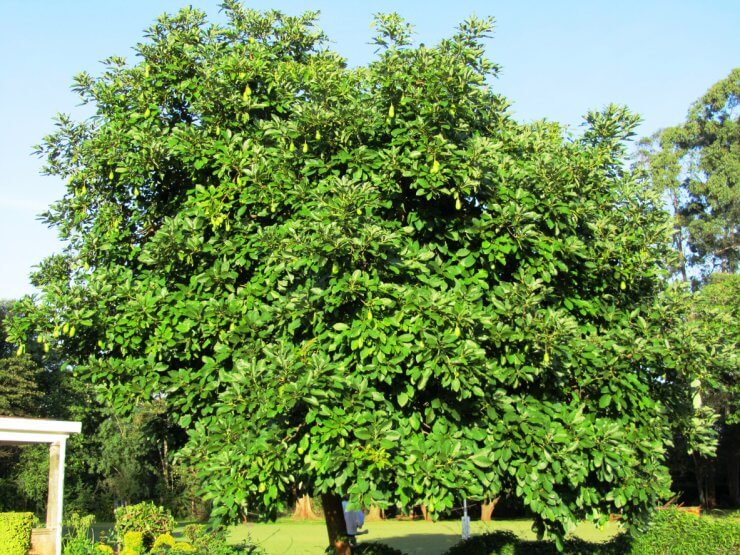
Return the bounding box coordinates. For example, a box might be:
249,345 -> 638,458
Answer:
228,518 -> 621,555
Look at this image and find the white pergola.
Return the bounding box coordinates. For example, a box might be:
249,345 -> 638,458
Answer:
0,417 -> 81,555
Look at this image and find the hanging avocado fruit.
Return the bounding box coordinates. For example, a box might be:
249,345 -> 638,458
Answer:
388,103 -> 395,118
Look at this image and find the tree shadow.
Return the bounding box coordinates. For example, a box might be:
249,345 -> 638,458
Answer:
356,533 -> 460,555
356,531 -> 632,555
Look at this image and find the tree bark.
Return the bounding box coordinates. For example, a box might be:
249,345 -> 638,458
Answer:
728,424 -> 740,506
322,493 -> 350,555
694,454 -> 717,509
707,461 -> 717,508
670,190 -> 689,283
293,494 -> 319,520
365,505 -> 384,521
481,497 -> 500,522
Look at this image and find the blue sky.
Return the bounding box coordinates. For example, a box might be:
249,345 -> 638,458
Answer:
1,0 -> 738,299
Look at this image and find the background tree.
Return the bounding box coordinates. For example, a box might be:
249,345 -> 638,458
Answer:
8,3 -> 717,550
639,71 -> 739,510
639,69 -> 739,281
0,300 -> 45,512
1,300 -> 191,519
0,301 -> 45,417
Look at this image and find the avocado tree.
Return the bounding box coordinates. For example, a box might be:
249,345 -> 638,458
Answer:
9,2 -> 707,550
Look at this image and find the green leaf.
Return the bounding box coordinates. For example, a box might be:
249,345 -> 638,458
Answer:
398,392 -> 409,407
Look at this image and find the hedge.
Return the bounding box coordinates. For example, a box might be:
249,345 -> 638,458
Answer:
629,508 -> 739,555
443,509 -> 740,554
0,512 -> 34,555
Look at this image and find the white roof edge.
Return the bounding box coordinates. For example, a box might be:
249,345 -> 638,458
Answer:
0,417 -> 82,435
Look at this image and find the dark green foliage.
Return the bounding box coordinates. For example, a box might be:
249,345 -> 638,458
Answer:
442,531 -> 520,555
0,512 -> 34,555
183,524 -> 265,555
15,445 -> 50,511
324,542 -> 406,555
629,508 -> 740,555
114,502 -> 175,550
0,353 -> 42,416
441,530 -> 630,555
352,542 -> 408,555
0,301 -> 44,418
446,534 -> 615,554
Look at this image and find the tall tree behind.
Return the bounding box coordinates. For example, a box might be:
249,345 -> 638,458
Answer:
639,69 -> 739,281
0,301 -> 43,416
639,71 -> 739,509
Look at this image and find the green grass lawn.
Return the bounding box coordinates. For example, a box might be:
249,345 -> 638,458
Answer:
228,518 -> 621,555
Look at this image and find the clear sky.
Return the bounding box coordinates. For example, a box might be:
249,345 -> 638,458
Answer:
1,0 -> 738,299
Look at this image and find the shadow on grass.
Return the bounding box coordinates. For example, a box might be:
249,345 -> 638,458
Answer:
356,533 -> 461,555
358,531 -> 632,555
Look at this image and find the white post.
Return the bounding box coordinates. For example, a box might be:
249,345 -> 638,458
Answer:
46,438 -> 67,555
461,498 -> 471,540
56,438 -> 66,555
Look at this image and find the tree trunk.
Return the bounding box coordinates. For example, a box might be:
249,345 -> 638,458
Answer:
365,505 -> 384,521
707,461 -> 717,508
322,493 -> 350,555
293,494 -> 319,520
481,497 -> 500,522
670,191 -> 689,283
420,504 -> 431,521
728,425 -> 740,506
694,454 -> 717,509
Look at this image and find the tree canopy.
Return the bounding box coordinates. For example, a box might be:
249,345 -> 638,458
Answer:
639,71 -> 739,509
8,2 -> 712,547
639,69 -> 739,280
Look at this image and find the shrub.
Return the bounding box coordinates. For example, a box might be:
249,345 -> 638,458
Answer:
114,502 -> 175,550
353,542 -> 408,555
171,541 -> 197,553
94,545 -> 114,555
151,532 -> 176,553
63,513 -> 97,555
0,512 -> 33,555
183,524 -> 205,544
442,530 -> 630,555
442,530 -> 518,555
184,524 -> 265,555
629,508 -> 740,555
122,531 -> 145,554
